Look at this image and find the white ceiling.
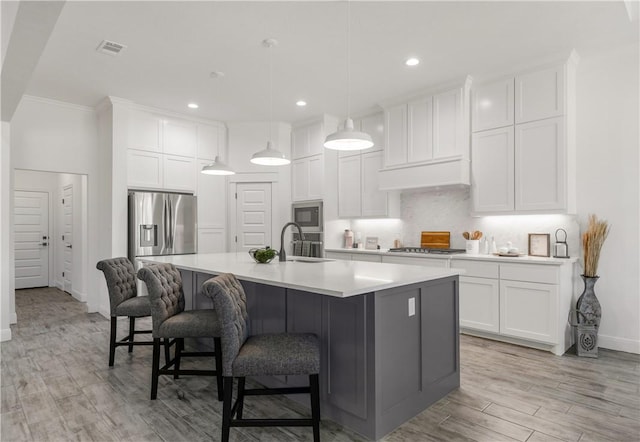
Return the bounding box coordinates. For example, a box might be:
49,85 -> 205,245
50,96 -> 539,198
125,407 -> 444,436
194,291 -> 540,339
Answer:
23,1 -> 639,124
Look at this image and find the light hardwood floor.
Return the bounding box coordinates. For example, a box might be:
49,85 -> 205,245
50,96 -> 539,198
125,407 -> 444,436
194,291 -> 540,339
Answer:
1,287 -> 639,441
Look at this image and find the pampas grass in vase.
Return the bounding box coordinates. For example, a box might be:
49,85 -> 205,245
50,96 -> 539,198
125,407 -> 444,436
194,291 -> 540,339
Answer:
582,214 -> 610,278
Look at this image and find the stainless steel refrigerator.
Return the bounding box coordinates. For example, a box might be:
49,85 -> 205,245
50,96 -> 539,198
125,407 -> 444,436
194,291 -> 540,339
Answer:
128,191 -> 197,261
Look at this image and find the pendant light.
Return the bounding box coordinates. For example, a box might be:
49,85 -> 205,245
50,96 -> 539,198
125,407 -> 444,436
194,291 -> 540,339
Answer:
251,38 -> 290,166
324,0 -> 373,151
201,73 -> 235,175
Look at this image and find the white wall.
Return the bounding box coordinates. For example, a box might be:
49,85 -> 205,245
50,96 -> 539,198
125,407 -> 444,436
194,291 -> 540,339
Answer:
575,41 -> 639,353
10,96 -> 104,314
1,121 -> 13,341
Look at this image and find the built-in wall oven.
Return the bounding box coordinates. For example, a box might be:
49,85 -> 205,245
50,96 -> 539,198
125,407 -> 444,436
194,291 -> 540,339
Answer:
292,201 -> 323,257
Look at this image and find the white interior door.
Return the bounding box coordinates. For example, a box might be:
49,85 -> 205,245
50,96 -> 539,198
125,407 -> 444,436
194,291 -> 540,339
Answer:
234,183 -> 272,252
62,185 -> 73,293
14,191 -> 49,289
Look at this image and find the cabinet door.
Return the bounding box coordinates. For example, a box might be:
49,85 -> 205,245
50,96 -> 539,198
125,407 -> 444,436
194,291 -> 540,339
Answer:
459,276 -> 500,333
500,280 -> 557,344
351,254 -> 382,263
198,228 -> 225,253
433,87 -> 463,159
163,154 -> 196,191
515,66 -> 564,123
307,155 -> 324,200
361,151 -> 386,217
338,155 -> 361,218
127,150 -> 163,189
291,126 -> 308,160
307,121 -> 325,156
324,251 -> 351,260
129,110 -> 161,152
360,112 -> 384,153
196,124 -> 219,161
291,158 -> 309,201
471,126 -> 515,213
197,159 -> 226,228
384,104 -> 407,167
515,117 -> 565,211
407,96 -> 433,163
472,78 -> 514,132
163,119 -> 197,157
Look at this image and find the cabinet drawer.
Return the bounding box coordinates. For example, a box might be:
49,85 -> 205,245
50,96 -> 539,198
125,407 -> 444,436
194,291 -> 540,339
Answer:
450,259 -> 499,278
500,263 -> 558,284
352,254 -> 382,263
382,255 -> 448,268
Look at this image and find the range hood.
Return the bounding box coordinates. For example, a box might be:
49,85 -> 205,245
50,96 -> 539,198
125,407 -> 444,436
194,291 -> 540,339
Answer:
378,157 -> 470,191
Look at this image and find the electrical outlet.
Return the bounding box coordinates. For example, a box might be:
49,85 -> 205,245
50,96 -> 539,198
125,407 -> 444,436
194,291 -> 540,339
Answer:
408,297 -> 415,317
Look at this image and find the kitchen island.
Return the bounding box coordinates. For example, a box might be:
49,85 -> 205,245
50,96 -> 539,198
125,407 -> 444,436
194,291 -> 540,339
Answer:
140,253 -> 461,440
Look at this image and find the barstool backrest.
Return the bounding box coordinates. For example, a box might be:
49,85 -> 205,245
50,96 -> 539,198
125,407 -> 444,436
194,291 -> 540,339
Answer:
202,273 -> 250,376
97,257 -> 137,316
137,263 -> 185,336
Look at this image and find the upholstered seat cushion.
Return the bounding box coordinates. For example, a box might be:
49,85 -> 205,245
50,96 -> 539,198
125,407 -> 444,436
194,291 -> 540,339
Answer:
115,296 -> 151,317
157,309 -> 221,338
232,333 -> 320,377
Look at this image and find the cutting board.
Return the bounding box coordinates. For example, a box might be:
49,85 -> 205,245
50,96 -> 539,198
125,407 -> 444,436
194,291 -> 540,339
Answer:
420,231 -> 450,249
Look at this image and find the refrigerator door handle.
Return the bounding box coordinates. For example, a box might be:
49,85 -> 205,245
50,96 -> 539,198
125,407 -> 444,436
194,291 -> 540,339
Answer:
168,198 -> 174,249
163,198 -> 169,248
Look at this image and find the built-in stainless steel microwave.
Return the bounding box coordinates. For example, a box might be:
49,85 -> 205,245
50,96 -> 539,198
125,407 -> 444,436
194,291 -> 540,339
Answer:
292,201 -> 323,232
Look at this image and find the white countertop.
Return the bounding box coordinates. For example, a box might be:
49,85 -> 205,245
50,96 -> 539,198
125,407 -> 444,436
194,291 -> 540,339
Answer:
139,252 -> 461,298
325,248 -> 577,265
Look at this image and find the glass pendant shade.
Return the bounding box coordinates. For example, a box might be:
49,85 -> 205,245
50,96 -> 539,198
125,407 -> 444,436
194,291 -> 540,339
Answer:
324,118 -> 374,151
201,156 -> 235,175
250,141 -> 291,166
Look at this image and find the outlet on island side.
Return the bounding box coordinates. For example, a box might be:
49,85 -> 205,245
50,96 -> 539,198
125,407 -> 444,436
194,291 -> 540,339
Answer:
408,297 -> 415,317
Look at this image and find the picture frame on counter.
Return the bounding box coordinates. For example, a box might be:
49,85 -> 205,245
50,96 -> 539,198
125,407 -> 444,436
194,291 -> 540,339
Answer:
528,233 -> 551,257
365,237 -> 379,250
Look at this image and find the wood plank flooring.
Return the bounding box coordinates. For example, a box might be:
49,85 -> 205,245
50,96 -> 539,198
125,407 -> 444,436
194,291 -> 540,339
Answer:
1,287 -> 639,441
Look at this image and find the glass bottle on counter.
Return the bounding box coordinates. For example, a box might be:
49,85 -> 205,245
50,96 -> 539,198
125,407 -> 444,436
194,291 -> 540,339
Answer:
344,229 -> 354,249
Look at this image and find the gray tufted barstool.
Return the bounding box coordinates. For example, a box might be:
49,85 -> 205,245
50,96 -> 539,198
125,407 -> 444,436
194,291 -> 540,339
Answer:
202,273 -> 321,442
137,263 -> 224,401
97,257 -> 154,367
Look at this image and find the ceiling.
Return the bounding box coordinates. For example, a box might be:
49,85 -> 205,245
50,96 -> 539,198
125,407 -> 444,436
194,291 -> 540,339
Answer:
22,1 -> 639,124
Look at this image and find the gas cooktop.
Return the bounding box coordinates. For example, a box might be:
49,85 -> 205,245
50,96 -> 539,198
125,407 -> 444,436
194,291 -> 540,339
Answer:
389,247 -> 466,255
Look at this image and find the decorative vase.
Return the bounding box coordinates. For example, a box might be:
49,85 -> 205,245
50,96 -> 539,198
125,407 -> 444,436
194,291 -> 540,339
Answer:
576,275 -> 601,327
575,275 -> 601,358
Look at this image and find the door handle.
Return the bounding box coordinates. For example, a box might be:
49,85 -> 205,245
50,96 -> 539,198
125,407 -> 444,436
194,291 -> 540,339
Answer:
65,244 -> 72,249
41,242 -> 48,246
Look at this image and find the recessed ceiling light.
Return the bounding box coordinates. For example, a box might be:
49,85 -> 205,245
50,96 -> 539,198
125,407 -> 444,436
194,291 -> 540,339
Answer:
188,103 -> 199,109
296,100 -> 307,107
405,57 -> 420,67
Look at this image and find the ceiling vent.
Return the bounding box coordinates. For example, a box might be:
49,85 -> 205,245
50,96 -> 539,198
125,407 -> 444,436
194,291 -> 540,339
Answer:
96,40 -> 127,56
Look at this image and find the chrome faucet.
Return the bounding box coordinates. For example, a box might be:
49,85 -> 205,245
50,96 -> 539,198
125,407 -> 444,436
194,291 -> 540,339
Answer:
280,222 -> 305,262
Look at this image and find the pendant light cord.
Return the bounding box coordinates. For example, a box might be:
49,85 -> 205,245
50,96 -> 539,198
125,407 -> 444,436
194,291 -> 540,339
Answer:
346,0 -> 351,121
268,41 -> 273,145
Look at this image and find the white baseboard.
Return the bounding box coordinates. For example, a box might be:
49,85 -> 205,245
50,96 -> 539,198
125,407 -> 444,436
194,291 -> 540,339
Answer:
97,307 -> 110,319
0,328 -> 12,342
71,289 -> 86,302
10,312 -> 17,324
598,334 -> 640,354
53,280 -> 63,290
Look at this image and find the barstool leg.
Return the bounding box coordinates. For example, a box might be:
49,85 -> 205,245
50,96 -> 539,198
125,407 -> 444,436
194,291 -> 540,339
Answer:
214,337 -> 224,401
109,317 -> 117,366
128,317 -> 135,353
237,377 -> 246,419
151,338 -> 161,400
221,377 -> 234,442
310,374 -> 321,442
174,338 -> 183,379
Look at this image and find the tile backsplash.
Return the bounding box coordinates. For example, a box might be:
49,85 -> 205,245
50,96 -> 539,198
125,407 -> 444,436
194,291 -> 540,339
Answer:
350,187 -> 580,262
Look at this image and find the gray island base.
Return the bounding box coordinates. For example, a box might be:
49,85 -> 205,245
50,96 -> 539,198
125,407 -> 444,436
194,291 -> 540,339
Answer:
141,254 -> 460,440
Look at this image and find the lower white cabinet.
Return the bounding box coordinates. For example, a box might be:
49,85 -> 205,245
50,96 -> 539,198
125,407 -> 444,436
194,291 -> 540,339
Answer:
451,258 -> 573,355
381,255 -> 449,268
325,251 -> 382,262
292,154 -> 324,201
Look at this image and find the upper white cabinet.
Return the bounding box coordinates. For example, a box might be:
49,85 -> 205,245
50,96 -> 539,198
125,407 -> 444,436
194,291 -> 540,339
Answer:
471,53 -> 577,215
127,150 -> 163,189
472,78 -> 514,132
129,110 -> 162,152
163,154 -> 196,191
163,119 -> 197,157
197,124 -> 225,161
359,112 -> 384,153
337,155 -> 361,217
379,77 -> 472,191
292,155 -> 324,202
292,121 -> 324,159
515,66 -> 564,124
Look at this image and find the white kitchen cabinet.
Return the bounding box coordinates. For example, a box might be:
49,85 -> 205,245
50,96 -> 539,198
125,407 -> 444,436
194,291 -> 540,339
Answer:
292,155 -> 324,202
515,117 -> 565,211
196,159 -> 226,228
472,77 -> 514,132
338,151 -> 398,218
163,119 -> 197,157
407,96 -> 433,163
515,65 -> 564,124
471,126 -> 515,212
198,228 -> 225,253
324,251 -> 382,262
381,255 -> 449,268
384,103 -> 407,167
359,112 -> 384,153
292,121 -> 324,159
163,154 -> 195,192
459,276 -> 500,333
127,149 -> 163,188
129,110 -> 162,152
500,279 -> 557,344
433,86 -> 464,159
197,124 -> 226,161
